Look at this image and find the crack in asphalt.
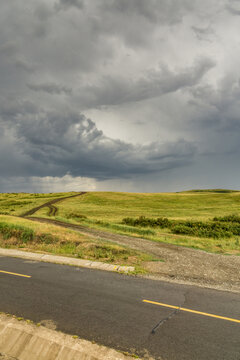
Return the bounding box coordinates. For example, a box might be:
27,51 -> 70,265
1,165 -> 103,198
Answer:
151,291 -> 189,334
151,308 -> 180,334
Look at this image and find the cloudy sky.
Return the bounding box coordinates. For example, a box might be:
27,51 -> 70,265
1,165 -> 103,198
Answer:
1,0 -> 240,193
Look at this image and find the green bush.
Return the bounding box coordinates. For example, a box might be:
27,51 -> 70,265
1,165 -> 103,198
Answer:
171,225 -> 195,236
122,216 -> 171,228
213,214 -> 240,223
171,224 -> 232,238
122,216 -> 239,239
96,220 -> 155,236
66,212 -> 87,220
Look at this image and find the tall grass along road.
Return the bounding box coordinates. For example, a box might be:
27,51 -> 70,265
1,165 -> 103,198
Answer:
1,190 -> 240,291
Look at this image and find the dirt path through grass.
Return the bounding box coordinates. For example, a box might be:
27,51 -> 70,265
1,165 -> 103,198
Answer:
22,192 -> 86,217
25,216 -> 240,293
47,204 -> 58,216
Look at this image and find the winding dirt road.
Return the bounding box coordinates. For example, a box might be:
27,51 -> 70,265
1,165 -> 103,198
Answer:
22,192 -> 86,217
21,193 -> 240,293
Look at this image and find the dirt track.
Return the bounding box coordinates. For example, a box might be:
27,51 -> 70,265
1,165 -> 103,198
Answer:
20,192 -> 240,293
25,216 -> 240,293
22,192 -> 86,217
47,204 -> 58,216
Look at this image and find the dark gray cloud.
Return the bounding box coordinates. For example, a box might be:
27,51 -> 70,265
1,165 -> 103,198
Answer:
0,42 -> 17,57
100,0 -> 186,24
55,0 -> 84,11
0,0 -> 240,192
192,26 -> 215,42
0,102 -> 196,180
76,57 -> 215,108
226,0 -> 240,15
27,82 -> 72,95
97,0 -> 194,46
15,58 -> 37,73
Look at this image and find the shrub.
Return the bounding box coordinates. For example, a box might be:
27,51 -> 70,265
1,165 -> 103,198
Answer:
122,216 -> 238,239
122,216 -> 171,228
96,220 -> 155,236
213,214 -> 240,223
66,212 -> 87,220
171,225 -> 195,236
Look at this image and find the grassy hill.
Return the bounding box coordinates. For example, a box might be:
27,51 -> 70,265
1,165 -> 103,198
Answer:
0,192 -> 76,216
33,190 -> 240,221
0,190 -> 240,255
30,190 -> 240,254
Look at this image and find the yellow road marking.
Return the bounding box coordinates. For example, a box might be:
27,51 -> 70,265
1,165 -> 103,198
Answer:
143,300 -> 240,324
0,270 -> 31,278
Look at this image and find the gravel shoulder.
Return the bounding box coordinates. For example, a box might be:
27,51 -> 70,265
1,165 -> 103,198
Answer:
26,217 -> 240,293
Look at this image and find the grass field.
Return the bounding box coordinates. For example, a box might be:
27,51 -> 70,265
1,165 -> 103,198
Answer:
1,190 -> 240,255
34,190 -> 240,219
0,192 -> 76,216
0,215 -> 154,271
33,190 -> 240,254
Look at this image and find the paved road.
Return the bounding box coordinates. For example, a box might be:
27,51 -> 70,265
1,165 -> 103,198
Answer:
0,256 -> 239,360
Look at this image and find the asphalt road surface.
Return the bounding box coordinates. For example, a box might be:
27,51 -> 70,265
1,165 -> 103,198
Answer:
0,256 -> 239,360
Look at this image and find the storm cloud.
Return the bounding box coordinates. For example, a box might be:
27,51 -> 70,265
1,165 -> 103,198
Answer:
27,82 -> 72,95
0,0 -> 240,192
0,103 -> 196,179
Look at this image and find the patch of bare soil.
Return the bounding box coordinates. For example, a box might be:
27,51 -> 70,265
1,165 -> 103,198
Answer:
26,217 -> 240,293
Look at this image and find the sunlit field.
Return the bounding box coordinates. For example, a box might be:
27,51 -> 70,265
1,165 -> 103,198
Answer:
33,190 -> 240,254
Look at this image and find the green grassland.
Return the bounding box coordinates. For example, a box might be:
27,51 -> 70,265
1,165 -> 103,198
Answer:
1,190 -> 240,255
0,192 -> 76,216
34,190 -> 240,220
34,190 -> 240,254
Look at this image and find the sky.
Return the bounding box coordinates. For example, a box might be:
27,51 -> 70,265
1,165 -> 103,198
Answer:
1,0 -> 240,193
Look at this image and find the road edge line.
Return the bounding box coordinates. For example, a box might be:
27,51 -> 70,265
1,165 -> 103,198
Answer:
143,299 -> 240,324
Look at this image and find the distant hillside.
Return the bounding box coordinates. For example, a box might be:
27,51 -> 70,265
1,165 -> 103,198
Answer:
182,189 -> 239,194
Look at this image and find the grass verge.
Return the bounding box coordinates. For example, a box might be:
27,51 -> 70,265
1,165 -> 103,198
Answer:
0,215 -> 159,273
32,211 -> 240,254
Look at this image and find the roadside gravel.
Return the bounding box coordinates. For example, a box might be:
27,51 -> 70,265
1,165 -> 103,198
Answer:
26,217 -> 240,293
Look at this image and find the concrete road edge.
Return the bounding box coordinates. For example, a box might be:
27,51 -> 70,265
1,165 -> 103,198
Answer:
0,248 -> 134,273
0,314 -> 139,360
